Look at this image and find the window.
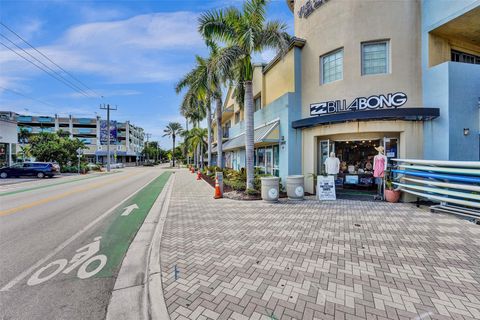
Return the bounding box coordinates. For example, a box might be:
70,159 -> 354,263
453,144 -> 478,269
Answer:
321,48 -> 343,84
254,96 -> 261,112
362,41 -> 389,75
234,111 -> 240,124
451,50 -> 480,65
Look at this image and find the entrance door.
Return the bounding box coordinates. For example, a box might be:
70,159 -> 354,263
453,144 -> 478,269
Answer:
318,139 -> 335,175
383,137 -> 398,167
265,148 -> 273,175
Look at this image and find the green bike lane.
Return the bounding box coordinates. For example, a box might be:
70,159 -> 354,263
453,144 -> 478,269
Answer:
0,170 -> 172,320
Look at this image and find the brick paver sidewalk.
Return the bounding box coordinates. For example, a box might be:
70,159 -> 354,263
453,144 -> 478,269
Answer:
160,170 -> 480,320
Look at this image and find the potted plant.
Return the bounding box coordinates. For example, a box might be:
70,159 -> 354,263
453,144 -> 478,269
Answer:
384,177 -> 401,203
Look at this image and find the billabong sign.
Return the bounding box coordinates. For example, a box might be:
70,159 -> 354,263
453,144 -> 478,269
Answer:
298,0 -> 329,19
310,92 -> 407,116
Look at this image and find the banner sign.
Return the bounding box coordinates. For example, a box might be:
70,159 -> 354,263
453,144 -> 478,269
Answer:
310,92 -> 407,116
317,175 -> 336,201
100,120 -> 117,145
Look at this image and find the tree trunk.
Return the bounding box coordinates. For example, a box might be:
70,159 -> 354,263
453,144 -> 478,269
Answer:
206,100 -> 212,168
172,135 -> 176,167
185,120 -> 190,165
244,81 -> 254,190
215,97 -> 223,168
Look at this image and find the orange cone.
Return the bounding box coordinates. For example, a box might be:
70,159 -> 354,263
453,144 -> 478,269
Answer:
196,170 -> 201,180
214,177 -> 222,199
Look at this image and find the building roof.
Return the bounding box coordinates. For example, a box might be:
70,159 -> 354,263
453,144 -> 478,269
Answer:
213,121 -> 280,152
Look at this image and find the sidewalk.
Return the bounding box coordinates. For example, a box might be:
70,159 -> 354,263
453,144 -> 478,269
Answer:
160,169 -> 480,320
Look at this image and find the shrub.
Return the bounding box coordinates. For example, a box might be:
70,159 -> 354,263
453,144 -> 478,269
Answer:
224,179 -> 246,191
246,188 -> 259,196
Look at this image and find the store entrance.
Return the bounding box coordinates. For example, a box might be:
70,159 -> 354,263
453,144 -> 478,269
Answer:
317,136 -> 399,199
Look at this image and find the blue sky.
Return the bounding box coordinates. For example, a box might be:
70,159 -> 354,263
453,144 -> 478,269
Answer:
0,0 -> 294,148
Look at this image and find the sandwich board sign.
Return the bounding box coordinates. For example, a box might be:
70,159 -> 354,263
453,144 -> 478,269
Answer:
317,175 -> 336,200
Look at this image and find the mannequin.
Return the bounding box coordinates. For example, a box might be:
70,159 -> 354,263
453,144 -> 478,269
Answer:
324,152 -> 340,177
373,146 -> 387,200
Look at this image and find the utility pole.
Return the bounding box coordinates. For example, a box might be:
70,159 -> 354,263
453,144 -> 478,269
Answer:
145,133 -> 151,163
100,103 -> 117,172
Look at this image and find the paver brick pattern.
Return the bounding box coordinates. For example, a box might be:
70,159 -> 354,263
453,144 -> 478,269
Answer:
160,170 -> 480,320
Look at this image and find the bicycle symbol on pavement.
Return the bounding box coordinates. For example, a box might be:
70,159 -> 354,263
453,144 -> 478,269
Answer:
27,237 -> 107,286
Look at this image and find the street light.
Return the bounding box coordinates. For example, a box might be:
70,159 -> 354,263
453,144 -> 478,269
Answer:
99,103 -> 117,172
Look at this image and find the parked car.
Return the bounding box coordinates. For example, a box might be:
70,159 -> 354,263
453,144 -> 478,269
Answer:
0,162 -> 61,179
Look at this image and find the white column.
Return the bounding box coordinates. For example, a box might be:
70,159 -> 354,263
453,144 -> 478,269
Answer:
125,121 -> 130,152
69,115 -> 73,138
54,114 -> 59,132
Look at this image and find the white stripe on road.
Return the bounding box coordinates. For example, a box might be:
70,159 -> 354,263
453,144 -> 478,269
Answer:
0,173 -> 161,292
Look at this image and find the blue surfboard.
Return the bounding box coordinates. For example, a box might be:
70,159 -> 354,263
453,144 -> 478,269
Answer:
392,169 -> 480,184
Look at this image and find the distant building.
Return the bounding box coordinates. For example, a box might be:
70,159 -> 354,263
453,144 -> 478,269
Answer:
0,111 -> 145,165
0,114 -> 18,167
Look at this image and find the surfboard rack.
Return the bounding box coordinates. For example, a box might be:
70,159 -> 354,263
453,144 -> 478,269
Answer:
392,159 -> 480,222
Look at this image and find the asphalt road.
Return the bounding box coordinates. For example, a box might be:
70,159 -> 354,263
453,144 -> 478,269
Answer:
0,166 -> 168,320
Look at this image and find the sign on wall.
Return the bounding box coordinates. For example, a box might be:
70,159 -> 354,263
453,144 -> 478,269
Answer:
298,0 -> 329,18
310,92 -> 408,116
317,175 -> 336,200
100,120 -> 117,145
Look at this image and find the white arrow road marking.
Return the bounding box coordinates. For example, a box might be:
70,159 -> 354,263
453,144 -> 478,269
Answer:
121,204 -> 139,216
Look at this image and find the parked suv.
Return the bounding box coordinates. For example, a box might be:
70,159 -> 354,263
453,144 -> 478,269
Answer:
0,162 -> 61,179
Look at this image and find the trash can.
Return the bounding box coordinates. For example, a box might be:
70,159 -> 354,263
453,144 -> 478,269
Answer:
286,175 -> 304,200
261,177 -> 280,202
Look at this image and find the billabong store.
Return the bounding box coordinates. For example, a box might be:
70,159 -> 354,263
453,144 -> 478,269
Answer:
294,92 -> 439,197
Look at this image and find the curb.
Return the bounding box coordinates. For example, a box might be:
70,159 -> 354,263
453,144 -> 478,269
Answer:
106,172 -> 175,320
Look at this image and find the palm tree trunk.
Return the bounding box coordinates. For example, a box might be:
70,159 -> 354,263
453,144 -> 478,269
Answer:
186,120 -> 190,165
172,135 -> 176,167
244,81 -> 254,190
215,97 -> 223,168
206,99 -> 212,168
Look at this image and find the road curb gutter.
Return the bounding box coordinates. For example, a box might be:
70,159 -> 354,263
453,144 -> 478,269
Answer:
106,172 -> 174,320
144,172 -> 175,320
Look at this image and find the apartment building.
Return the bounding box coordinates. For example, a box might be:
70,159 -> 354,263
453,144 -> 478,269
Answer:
0,111 -> 145,165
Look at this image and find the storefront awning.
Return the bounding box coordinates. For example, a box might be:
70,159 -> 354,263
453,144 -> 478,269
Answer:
291,108 -> 440,129
213,121 -> 280,152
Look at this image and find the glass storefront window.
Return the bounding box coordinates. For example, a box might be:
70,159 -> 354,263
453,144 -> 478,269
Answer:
273,145 -> 279,177
257,148 -> 265,167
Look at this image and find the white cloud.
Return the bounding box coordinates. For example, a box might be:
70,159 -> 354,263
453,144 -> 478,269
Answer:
0,11 -> 205,86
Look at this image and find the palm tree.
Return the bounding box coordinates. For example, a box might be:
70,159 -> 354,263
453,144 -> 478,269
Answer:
176,41 -> 224,169
162,122 -> 183,167
199,0 -> 291,189
189,127 -> 208,169
18,128 -> 30,144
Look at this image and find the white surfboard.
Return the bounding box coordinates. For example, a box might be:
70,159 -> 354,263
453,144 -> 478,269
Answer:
402,178 -> 480,192
393,182 -> 480,201
397,164 -> 480,176
393,159 -> 480,169
398,188 -> 480,209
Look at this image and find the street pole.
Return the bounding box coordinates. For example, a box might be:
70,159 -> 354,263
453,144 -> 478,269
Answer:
145,133 -> 151,164
100,103 -> 117,172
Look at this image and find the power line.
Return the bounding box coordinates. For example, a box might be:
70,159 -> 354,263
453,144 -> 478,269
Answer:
0,22 -> 102,98
0,34 -> 94,98
0,86 -> 59,109
0,41 -> 93,99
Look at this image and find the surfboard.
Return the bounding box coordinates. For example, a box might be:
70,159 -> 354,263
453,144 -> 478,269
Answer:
397,188 -> 480,209
393,159 -> 480,169
392,169 -> 480,184
402,177 -> 480,192
396,165 -> 480,176
393,182 -> 480,201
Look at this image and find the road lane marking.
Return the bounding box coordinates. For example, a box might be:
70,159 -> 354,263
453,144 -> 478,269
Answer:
0,173 -> 112,197
0,172 -> 162,292
121,204 -> 138,216
0,172 -> 135,216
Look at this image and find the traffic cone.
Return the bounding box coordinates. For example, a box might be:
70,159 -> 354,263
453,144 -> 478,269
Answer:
214,177 -> 222,199
196,170 -> 201,180
191,167 -> 194,173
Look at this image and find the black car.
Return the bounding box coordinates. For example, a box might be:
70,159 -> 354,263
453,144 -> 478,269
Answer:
0,162 -> 61,179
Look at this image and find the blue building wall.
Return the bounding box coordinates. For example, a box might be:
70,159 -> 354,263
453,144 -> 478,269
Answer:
225,48 -> 304,184
422,0 -> 480,160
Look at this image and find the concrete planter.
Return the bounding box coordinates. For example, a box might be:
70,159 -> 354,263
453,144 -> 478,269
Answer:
286,175 -> 304,200
261,177 -> 280,202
